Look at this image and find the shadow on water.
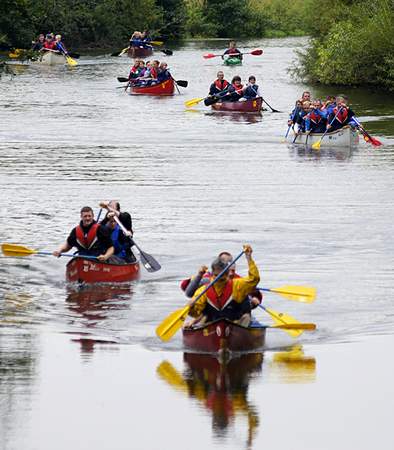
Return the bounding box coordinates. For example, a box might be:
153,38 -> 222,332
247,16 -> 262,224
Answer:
157,345 -> 315,448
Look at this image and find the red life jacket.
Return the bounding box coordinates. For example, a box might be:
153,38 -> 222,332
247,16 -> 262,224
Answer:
150,67 -> 158,78
76,223 -> 99,250
214,79 -> 229,91
44,41 -> 56,50
309,110 -> 322,124
130,66 -> 139,73
232,83 -> 243,95
206,279 -> 233,310
228,48 -> 241,55
333,107 -> 348,123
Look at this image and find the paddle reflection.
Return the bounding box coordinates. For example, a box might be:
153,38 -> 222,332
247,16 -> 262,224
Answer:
289,144 -> 354,161
157,353 -> 262,447
266,345 -> 316,383
66,283 -> 133,353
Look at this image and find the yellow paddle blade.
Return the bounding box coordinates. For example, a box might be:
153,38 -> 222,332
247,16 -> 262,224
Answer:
119,47 -> 129,56
150,41 -> 164,46
1,244 -> 37,256
156,361 -> 188,391
9,49 -> 23,58
156,305 -> 190,342
66,55 -> 77,66
264,307 -> 306,338
269,285 -> 316,303
271,323 -> 316,331
185,97 -> 204,108
312,139 -> 321,151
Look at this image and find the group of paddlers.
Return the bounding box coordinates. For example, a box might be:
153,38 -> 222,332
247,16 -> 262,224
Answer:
207,71 -> 262,103
128,59 -> 171,86
53,202 -> 136,264
289,91 -> 357,134
31,33 -> 68,55
181,246 -> 262,329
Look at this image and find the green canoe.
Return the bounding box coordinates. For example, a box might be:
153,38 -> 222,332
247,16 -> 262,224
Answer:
223,57 -> 242,66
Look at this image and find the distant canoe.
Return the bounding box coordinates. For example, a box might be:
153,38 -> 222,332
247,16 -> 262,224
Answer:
183,319 -> 266,354
211,97 -> 262,113
223,56 -> 242,66
66,257 -> 140,283
33,51 -> 66,65
128,47 -> 153,59
130,78 -> 175,96
289,125 -> 359,147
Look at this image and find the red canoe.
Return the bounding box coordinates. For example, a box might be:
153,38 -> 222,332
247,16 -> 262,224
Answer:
183,319 -> 266,354
66,257 -> 140,283
127,47 -> 153,59
211,97 -> 262,113
130,78 -> 175,96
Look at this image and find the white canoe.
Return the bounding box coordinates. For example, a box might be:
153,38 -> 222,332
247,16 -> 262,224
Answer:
33,51 -> 66,66
288,125 -> 359,147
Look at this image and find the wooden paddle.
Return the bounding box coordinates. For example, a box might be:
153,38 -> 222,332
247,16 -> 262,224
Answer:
258,304 -> 314,337
156,250 -> 245,342
352,116 -> 382,147
203,49 -> 263,59
1,243 -> 96,260
258,285 -> 316,303
110,215 -> 161,273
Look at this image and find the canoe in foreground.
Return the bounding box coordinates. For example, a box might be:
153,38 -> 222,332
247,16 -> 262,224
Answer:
223,57 -> 242,66
32,51 -> 66,65
128,47 -> 153,59
211,97 -> 262,113
130,78 -> 175,96
289,125 -> 359,147
66,257 -> 140,283
183,319 -> 266,354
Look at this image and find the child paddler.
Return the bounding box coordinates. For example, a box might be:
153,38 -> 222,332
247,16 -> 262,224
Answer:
242,75 -> 263,99
184,245 -> 260,329
327,96 -> 356,132
223,76 -> 244,102
305,99 -> 327,134
222,40 -> 243,61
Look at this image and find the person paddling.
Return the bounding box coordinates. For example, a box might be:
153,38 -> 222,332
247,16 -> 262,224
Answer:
42,34 -> 56,51
183,245 -> 260,329
305,99 -> 327,134
327,95 -> 356,132
32,34 -> 45,51
53,206 -> 114,262
223,76 -> 244,102
209,71 -> 230,96
242,75 -> 263,100
222,40 -> 242,61
104,214 -> 132,263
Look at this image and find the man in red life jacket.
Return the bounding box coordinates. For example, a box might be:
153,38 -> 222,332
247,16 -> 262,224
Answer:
222,40 -> 242,61
209,71 -> 230,96
53,206 -> 114,262
327,95 -> 356,132
184,245 -> 261,328
42,34 -> 56,51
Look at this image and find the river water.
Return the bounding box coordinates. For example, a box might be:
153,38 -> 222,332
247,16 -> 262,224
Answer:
1,37 -> 394,450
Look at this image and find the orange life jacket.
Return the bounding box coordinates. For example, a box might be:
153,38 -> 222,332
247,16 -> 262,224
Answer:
206,279 -> 233,311
214,79 -> 229,91
76,223 -> 99,250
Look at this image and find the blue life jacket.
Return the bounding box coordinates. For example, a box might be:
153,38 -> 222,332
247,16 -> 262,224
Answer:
110,225 -> 126,258
243,84 -> 259,99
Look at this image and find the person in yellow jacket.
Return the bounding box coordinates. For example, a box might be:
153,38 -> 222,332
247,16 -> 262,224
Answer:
186,245 -> 260,328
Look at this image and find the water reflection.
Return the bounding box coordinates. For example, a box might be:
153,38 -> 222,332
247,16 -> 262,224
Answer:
289,144 -> 354,161
157,353 -> 262,448
204,111 -> 262,124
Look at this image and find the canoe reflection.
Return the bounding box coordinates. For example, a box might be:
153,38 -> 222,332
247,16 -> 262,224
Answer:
289,144 -> 353,161
204,111 -> 262,124
157,353 -> 262,446
267,345 -> 316,383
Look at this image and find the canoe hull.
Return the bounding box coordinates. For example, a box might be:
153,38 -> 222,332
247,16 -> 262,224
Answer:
130,78 -> 175,96
223,57 -> 242,66
66,257 -> 140,283
127,47 -> 153,59
183,319 -> 266,354
34,51 -> 65,65
289,125 -> 359,147
211,97 -> 262,113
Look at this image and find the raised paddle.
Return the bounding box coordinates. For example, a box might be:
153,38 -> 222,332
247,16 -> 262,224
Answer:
156,250 -> 245,342
312,107 -> 343,151
258,285 -> 316,303
1,244 -> 97,260
258,304 -> 314,338
111,215 -> 161,273
203,49 -> 263,59
352,116 -> 382,147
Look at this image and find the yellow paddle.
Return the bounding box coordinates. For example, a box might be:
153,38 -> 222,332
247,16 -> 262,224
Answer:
9,49 -> 23,58
65,54 -> 77,66
1,243 -> 96,260
150,41 -> 164,46
185,97 -> 206,108
156,250 -> 245,342
258,285 -> 316,303
259,305 -> 315,337
312,107 -> 343,151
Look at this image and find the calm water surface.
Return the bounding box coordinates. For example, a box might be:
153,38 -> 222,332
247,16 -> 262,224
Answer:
1,38 -> 394,450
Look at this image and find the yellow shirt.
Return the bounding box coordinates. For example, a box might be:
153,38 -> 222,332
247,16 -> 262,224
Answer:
189,258 -> 260,318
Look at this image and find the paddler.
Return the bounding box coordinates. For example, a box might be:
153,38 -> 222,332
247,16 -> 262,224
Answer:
242,75 -> 263,99
184,245 -> 260,329
53,206 -> 114,262
327,95 -> 356,132
222,40 -> 242,62
104,213 -> 133,263
32,34 -> 45,51
209,71 -> 230,96
42,33 -> 56,51
305,99 -> 327,134
222,76 -> 244,102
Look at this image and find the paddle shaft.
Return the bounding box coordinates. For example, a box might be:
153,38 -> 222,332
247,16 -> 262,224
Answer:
46,251 -> 96,260
262,98 -> 280,113
313,107 -> 343,144
352,116 -> 381,146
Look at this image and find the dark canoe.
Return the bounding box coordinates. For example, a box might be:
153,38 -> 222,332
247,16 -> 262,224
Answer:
183,319 -> 266,354
130,78 -> 175,96
127,47 -> 153,58
211,97 -> 262,113
66,257 -> 140,283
